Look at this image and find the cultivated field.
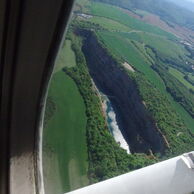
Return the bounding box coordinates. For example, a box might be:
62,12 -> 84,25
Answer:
43,0 -> 194,192
54,40 -> 76,73
88,16 -> 131,32
91,3 -> 194,132
97,31 -> 166,91
43,71 -> 88,193
91,2 -> 177,39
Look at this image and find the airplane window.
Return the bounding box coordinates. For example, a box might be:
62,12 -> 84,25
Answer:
43,0 -> 194,193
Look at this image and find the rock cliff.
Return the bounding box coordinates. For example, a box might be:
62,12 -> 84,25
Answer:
81,30 -> 166,154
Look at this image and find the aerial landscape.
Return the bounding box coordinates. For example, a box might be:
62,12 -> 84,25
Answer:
43,0 -> 194,193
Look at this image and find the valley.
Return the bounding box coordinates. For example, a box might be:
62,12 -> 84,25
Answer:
43,0 -> 194,193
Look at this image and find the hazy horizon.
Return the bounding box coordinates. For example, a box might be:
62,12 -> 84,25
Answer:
167,0 -> 194,12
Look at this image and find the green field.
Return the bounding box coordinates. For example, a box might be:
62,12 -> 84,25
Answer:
41,1 -> 194,193
54,40 -> 76,73
167,93 -> 194,133
115,31 -> 188,62
75,0 -> 91,13
86,1 -> 191,69
43,71 -> 89,194
90,0 -> 194,131
131,40 -> 155,65
88,16 -> 131,32
169,67 -> 194,90
134,9 -> 150,17
188,73 -> 194,82
97,31 -> 194,132
91,2 -> 177,40
97,31 -> 166,91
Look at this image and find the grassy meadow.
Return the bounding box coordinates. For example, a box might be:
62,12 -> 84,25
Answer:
169,67 -> 194,91
115,31 -> 188,61
54,40 -> 76,72
43,40 -> 89,193
82,0 -> 194,132
43,0 -> 194,192
98,31 -> 194,132
88,16 -> 131,32
90,2 -> 177,40
97,31 -> 166,91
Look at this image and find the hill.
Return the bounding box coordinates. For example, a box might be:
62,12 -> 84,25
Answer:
93,0 -> 194,31
43,0 -> 194,192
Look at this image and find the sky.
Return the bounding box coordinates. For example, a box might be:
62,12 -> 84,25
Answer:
164,0 -> 194,6
168,0 -> 194,4
169,0 -> 194,10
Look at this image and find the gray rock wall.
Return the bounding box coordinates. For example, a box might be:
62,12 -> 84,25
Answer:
81,30 -> 166,154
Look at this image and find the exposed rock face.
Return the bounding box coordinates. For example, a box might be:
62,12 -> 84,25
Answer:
81,30 -> 166,154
